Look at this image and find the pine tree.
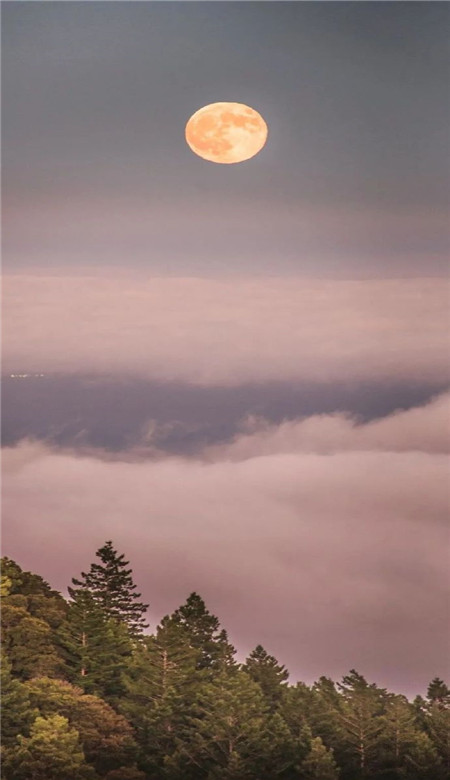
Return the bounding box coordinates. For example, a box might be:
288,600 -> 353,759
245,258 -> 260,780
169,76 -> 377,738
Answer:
165,669 -> 307,779
304,677 -> 347,768
427,678 -> 450,708
426,703 -> 450,775
120,622 -> 201,775
3,714 -> 95,780
243,644 -> 289,709
123,617 -> 200,710
166,592 -> 236,671
378,693 -> 433,777
57,587 -> 132,699
72,541 -> 148,636
337,669 -> 386,778
404,731 -> 443,779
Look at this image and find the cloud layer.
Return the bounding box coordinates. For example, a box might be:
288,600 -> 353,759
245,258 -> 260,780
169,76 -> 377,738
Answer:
204,391 -> 450,461
3,274 -> 449,387
3,393 -> 449,697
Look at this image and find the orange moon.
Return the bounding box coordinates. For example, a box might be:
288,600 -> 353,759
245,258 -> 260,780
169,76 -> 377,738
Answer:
185,102 -> 268,164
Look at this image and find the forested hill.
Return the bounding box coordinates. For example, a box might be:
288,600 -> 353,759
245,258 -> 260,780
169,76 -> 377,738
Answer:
1,544 -> 449,780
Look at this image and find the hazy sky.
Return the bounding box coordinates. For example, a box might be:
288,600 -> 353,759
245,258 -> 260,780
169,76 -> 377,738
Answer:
2,1 -> 449,698
3,1 -> 449,275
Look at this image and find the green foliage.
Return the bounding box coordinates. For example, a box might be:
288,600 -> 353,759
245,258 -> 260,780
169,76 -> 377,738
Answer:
1,558 -> 67,627
304,677 -> 347,766
165,670 -> 307,779
120,624 -> 202,775
375,693 -> 438,778
24,676 -> 137,775
242,644 -> 289,709
1,559 -> 66,681
337,669 -> 386,778
2,714 -> 95,780
301,735 -> 339,779
427,678 -> 450,708
165,591 -> 236,671
2,553 -> 448,780
0,651 -> 37,747
425,703 -> 450,774
1,602 -> 64,680
72,541 -> 148,636
57,588 -> 132,699
404,730 -> 442,779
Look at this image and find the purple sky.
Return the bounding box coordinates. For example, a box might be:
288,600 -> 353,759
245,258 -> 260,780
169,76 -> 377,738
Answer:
2,2 -> 449,697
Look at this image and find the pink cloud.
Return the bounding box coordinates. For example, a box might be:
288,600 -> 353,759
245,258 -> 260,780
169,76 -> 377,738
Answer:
3,274 -> 449,386
204,391 -> 450,460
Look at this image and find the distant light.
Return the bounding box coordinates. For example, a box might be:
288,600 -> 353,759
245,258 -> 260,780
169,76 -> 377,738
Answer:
9,373 -> 45,379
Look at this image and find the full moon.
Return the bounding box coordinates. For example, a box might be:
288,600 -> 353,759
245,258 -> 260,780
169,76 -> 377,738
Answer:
185,102 -> 268,164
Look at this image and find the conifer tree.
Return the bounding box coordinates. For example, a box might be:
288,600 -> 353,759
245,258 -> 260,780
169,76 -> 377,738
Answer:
426,702 -> 450,775
123,616 -> 200,709
57,587 -> 132,699
378,693 -> 434,776
427,677 -> 450,708
120,619 -> 202,774
303,677 -> 347,767
72,541 -> 148,636
405,731 -> 443,779
337,669 -> 386,778
166,669 -> 307,779
243,644 -> 289,708
167,592 -> 236,671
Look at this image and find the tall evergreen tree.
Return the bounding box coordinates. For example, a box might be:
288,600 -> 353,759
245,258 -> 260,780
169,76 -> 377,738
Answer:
165,669 -> 307,779
377,693 -> 441,778
166,592 -> 236,671
425,702 -> 450,776
404,731 -> 443,780
72,541 -> 148,636
337,669 -> 386,778
427,678 -> 450,708
304,677 -> 347,767
121,616 -> 206,775
57,587 -> 132,699
243,644 -> 289,709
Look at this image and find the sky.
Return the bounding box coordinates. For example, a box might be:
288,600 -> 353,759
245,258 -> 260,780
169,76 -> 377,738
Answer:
2,1 -> 449,698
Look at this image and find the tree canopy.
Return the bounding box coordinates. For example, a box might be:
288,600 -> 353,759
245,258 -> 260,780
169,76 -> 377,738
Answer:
1,549 -> 448,780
